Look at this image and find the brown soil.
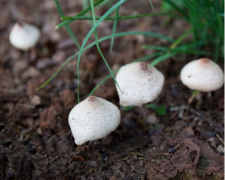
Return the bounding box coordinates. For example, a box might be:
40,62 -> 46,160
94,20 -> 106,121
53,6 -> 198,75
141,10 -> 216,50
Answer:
0,0 -> 224,180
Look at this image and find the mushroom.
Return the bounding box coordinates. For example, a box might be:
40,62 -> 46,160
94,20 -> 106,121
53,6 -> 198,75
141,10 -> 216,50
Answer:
68,96 -> 121,145
181,58 -> 224,92
9,22 -> 40,51
116,62 -> 164,107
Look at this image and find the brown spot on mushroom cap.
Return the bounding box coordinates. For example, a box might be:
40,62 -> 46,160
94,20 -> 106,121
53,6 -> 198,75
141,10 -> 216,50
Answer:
88,96 -> 97,102
200,58 -> 210,64
17,22 -> 23,27
140,62 -> 153,74
140,62 -> 148,71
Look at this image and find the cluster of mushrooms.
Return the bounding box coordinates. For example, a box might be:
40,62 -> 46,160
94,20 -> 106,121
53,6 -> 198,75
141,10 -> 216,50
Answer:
9,22 -> 224,145
69,59 -> 224,145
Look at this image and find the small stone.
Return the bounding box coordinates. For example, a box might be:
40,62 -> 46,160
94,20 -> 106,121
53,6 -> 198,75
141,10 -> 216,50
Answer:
22,67 -> 40,80
52,50 -> 66,62
30,95 -> 41,106
208,137 -> 217,148
36,58 -> 56,69
216,145 -> 224,154
181,126 -> 195,137
146,113 -> 159,125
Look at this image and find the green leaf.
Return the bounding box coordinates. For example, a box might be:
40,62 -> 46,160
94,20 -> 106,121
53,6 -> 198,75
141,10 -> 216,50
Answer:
135,52 -> 164,62
121,106 -> 135,111
147,103 -> 166,115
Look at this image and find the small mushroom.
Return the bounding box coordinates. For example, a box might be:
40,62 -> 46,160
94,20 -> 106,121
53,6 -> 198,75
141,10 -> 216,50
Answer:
9,22 -> 40,51
181,58 -> 224,92
68,96 -> 121,145
116,62 -> 164,107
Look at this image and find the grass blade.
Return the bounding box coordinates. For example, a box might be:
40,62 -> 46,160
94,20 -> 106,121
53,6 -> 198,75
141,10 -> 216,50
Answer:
150,52 -> 177,66
135,52 -> 164,62
163,0 -> 189,20
110,0 -> 120,51
89,0 -> 122,95
61,12 -> 177,21
76,0 -> 128,102
142,45 -> 168,51
36,31 -> 174,91
83,0 -> 89,9
148,0 -> 155,12
36,54 -> 76,91
170,29 -> 192,49
55,0 -> 108,29
54,0 -> 80,48
88,70 -> 118,97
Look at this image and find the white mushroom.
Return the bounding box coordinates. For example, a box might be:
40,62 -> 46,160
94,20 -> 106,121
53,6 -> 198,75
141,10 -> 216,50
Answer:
181,58 -> 224,92
9,22 -> 40,51
116,62 -> 164,107
68,96 -> 121,145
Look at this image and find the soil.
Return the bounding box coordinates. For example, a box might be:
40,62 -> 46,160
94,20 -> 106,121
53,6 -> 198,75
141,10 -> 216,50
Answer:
0,0 -> 224,180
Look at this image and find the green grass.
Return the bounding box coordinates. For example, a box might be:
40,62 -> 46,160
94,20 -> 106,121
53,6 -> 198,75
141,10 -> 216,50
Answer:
161,0 -> 224,61
37,0 -> 224,104
87,28 -> 211,97
110,0 -> 120,51
76,0 -> 128,102
55,0 -> 109,29
36,31 -> 174,91
148,0 -> 155,12
89,0 -> 122,96
54,0 -> 80,48
61,12 -> 174,21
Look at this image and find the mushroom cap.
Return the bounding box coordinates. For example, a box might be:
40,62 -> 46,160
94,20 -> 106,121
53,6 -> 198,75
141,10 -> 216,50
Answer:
9,22 -> 40,51
180,58 -> 224,92
116,62 -> 164,107
68,96 -> 121,145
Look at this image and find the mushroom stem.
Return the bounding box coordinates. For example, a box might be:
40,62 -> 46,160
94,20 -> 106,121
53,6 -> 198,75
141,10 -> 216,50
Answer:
188,90 -> 199,104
